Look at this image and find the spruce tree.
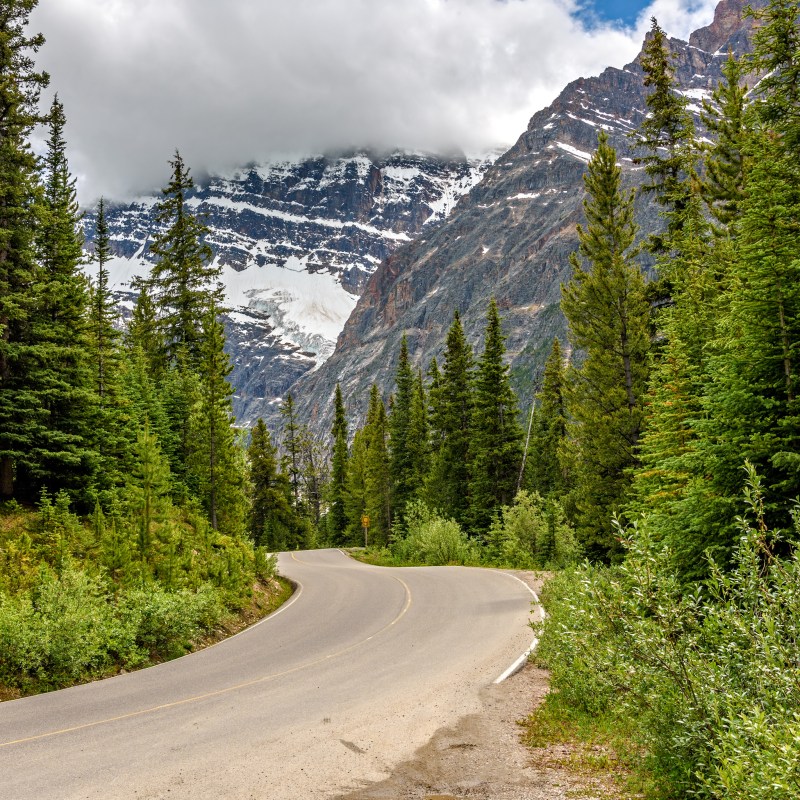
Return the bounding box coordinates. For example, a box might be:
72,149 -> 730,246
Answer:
88,197 -> 131,494
561,131 -> 650,559
701,52 -> 748,230
344,427 -> 368,544
280,393 -> 304,514
0,2 -> 49,498
406,370 -> 430,502
633,17 -> 696,254
29,95 -> 96,497
426,311 -> 474,528
328,384 -> 349,543
149,151 -> 222,367
248,418 -> 295,550
468,299 -> 524,533
389,335 -> 415,521
363,384 -> 391,545
188,299 -> 245,534
747,0 -> 800,145
526,338 -> 568,497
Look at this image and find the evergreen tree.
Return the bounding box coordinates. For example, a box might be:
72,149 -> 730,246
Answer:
28,95 -> 95,497
426,311 -> 474,528
747,0 -> 800,145
0,4 -> 49,499
280,393 -> 303,514
344,427 -> 368,545
327,384 -> 349,543
468,299 -> 524,533
633,17 -> 696,254
149,151 -> 222,367
363,384 -> 391,545
389,335 -> 415,521
188,300 -> 245,534
130,421 -> 172,567
88,198 -> 130,493
126,280 -> 162,375
526,338 -> 568,497
247,418 -> 295,550
89,198 -> 119,399
561,131 -> 650,559
701,52 -> 748,229
406,370 -> 430,502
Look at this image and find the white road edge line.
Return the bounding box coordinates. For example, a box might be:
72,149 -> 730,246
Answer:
493,572 -> 546,684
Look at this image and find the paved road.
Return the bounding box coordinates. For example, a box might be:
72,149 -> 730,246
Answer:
0,549 -> 537,799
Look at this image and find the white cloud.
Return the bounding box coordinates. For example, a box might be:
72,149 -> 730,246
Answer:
30,0 -> 717,204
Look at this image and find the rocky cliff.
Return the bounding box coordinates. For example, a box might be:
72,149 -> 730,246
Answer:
290,0 -> 763,436
83,150 -> 496,423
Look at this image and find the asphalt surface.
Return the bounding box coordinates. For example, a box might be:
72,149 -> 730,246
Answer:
0,549 -> 537,799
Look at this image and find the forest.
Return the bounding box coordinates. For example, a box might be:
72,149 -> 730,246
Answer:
1,0 -> 800,794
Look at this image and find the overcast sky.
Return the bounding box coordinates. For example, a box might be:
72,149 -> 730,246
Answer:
29,0 -> 718,205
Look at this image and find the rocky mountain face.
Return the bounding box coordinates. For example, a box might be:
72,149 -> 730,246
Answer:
290,0 -> 762,437
83,151 -> 495,423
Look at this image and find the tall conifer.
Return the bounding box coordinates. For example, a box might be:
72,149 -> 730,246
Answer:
0,2 -> 49,498
562,132 -> 650,559
468,299 -> 523,533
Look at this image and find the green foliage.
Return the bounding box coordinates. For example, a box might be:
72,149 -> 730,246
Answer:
426,311 -> 474,528
485,491 -> 579,569
537,467 -> 800,799
561,132 -> 650,559
468,298 -> 524,533
633,17 -> 696,253
391,501 -> 479,566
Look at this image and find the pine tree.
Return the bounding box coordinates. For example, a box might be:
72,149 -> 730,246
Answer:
130,421 -> 172,567
747,0 -> 800,145
28,95 -> 96,497
89,198 -> 119,399
468,299 -> 524,533
701,52 -> 748,230
406,370 -> 430,502
389,335 -> 415,522
526,338 -> 568,497
149,151 -> 222,367
633,18 -> 696,254
344,427 -> 368,544
281,393 -> 304,514
426,311 -> 474,528
561,131 -> 650,559
363,384 -> 391,545
328,384 -> 349,543
247,418 -> 295,550
0,3 -> 49,499
126,280 -> 162,375
188,299 -> 245,534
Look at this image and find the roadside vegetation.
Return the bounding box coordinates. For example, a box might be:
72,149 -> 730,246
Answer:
0,500 -> 286,698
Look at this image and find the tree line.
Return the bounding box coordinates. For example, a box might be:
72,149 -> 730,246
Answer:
536,4 -> 800,798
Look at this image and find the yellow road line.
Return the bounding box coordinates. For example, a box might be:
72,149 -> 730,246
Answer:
0,568 -> 412,749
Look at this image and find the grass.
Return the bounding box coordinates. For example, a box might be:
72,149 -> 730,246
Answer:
522,688 -> 660,799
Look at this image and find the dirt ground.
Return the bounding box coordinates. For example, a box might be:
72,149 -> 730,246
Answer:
337,571 -> 626,800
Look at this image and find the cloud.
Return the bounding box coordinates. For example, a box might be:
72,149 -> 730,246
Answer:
29,0 -> 717,204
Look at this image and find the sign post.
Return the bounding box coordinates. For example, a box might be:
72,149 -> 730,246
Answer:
361,515 -> 370,548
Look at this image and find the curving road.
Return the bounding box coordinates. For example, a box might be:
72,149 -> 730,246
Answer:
0,549 -> 537,800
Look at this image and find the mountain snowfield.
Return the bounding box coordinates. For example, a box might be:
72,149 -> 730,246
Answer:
85,150 -> 498,422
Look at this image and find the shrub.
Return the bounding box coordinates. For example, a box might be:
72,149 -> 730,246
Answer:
486,491 -> 580,568
393,502 -> 478,565
536,466 -> 800,798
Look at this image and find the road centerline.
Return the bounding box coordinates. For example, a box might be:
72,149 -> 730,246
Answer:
0,570 -> 412,750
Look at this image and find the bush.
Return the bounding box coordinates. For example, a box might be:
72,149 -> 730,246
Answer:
393,502 -> 479,565
536,466 -> 800,798
486,491 -> 580,568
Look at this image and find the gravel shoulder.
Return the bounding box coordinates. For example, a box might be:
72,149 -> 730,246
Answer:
338,571 -> 625,800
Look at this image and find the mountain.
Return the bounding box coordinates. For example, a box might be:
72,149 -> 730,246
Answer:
290,0 -> 762,436
82,150 -> 496,423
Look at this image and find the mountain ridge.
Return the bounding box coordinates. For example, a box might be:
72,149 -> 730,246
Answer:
289,0 -> 763,437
